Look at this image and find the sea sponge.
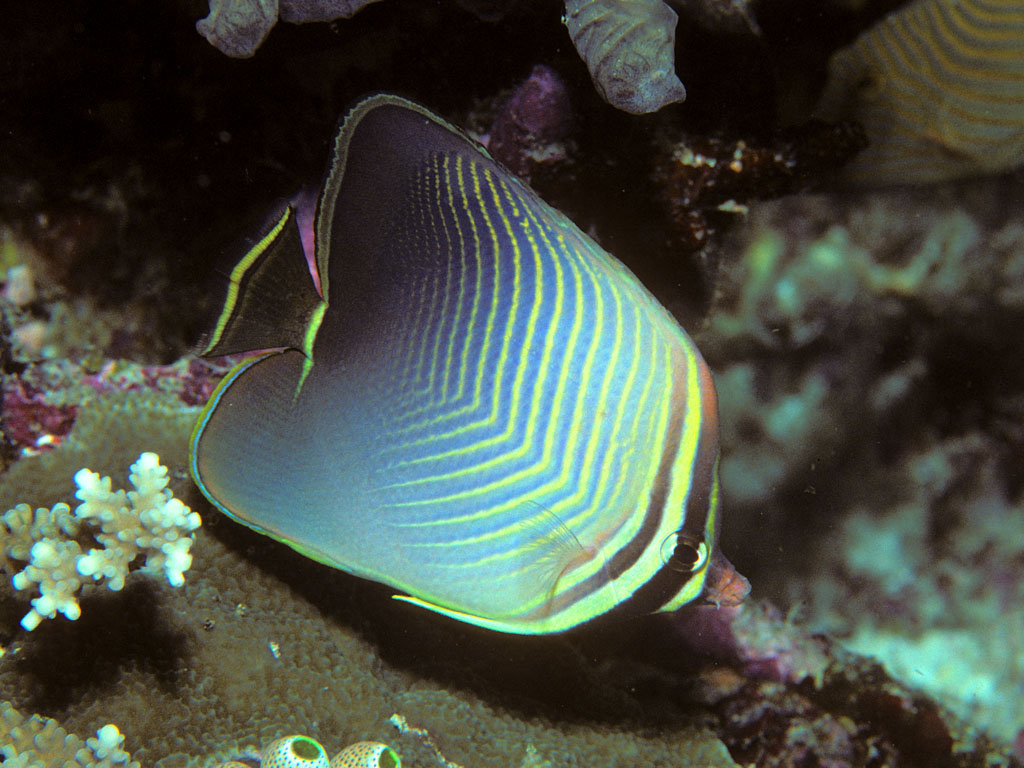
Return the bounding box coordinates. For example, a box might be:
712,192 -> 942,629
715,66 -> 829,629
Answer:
196,0 -> 691,113
262,735 -> 330,768
1,452 -> 201,631
563,0 -> 686,113
329,741 -> 399,768
196,0 -> 385,57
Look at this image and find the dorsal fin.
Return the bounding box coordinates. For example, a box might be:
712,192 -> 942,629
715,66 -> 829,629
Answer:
200,205 -> 326,360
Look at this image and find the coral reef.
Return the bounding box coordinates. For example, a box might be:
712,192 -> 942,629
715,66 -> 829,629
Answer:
0,359 -> 209,567
0,227 -> 119,364
0,347 -> 1014,764
4,2 -> 1024,766
0,357 -> 220,462
813,434 -> 1024,748
700,180 -> 1024,753
703,185 -> 1024,506
1,452 -> 201,631
0,359 -> 741,768
0,476 -> 741,767
652,120 -> 866,254
0,219 -> 197,367
2,377 -> 78,457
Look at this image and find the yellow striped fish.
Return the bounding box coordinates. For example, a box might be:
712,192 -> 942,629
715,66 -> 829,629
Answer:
814,0 -> 1024,184
189,94 -> 722,634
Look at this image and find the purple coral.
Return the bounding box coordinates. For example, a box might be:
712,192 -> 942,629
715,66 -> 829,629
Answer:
0,357 -> 234,457
487,65 -> 573,179
671,596 -> 831,690
2,380 -> 78,455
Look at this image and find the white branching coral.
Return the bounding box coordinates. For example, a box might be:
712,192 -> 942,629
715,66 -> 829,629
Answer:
85,723 -> 134,766
0,453 -> 201,631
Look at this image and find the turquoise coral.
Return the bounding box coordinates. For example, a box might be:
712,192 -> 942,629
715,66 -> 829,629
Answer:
702,186 -> 1024,752
1,452 -> 201,631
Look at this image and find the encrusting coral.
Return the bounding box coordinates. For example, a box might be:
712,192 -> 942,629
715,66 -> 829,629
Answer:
0,452 -> 201,631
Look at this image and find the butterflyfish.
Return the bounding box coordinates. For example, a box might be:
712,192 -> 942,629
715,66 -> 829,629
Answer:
814,0 -> 1024,185
189,94 -> 724,634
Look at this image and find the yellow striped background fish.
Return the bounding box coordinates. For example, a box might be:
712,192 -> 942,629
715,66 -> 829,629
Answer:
815,0 -> 1024,184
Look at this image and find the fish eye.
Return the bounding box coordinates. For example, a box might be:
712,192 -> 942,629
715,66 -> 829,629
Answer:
659,532 -> 708,573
